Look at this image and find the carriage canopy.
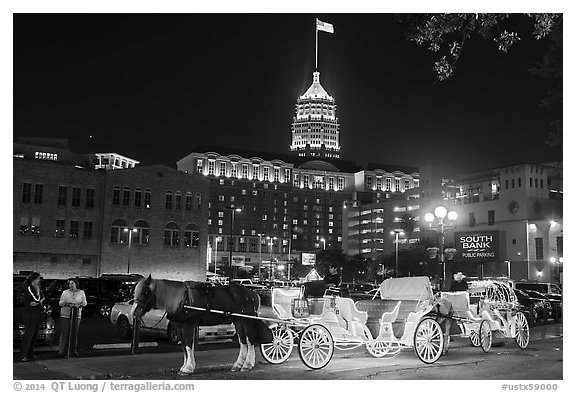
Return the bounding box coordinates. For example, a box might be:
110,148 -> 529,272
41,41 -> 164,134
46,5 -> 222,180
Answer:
378,276 -> 434,301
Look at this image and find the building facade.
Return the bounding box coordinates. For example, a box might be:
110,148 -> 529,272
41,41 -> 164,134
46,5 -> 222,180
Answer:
290,72 -> 340,159
14,155 -> 209,281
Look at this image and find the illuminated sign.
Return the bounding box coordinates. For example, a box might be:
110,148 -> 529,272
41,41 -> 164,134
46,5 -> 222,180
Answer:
231,256 -> 245,267
301,253 -> 316,266
455,231 -> 501,262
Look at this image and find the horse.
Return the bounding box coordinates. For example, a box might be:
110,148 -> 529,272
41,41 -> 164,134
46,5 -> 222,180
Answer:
132,275 -> 269,374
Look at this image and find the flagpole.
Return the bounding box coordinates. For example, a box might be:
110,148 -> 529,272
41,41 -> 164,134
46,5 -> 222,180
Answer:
315,18 -> 318,70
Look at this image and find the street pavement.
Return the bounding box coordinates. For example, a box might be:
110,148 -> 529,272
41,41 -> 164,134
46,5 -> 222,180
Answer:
13,323 -> 562,380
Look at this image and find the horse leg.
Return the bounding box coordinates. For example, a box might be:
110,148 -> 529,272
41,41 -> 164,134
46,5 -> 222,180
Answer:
241,338 -> 256,372
231,321 -> 248,372
173,322 -> 188,373
179,323 -> 197,375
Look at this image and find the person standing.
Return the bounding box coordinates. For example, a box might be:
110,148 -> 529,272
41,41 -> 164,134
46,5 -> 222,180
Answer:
20,272 -> 45,362
323,264 -> 342,287
58,278 -> 87,357
449,272 -> 469,292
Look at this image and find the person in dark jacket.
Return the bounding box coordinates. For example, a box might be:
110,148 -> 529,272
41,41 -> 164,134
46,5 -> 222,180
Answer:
323,264 -> 342,287
449,272 -> 469,292
20,272 -> 45,362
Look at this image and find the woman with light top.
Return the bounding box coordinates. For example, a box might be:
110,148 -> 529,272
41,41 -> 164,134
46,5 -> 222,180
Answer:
58,278 -> 87,357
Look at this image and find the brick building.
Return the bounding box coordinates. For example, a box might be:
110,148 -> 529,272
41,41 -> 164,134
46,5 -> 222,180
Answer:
14,156 -> 209,281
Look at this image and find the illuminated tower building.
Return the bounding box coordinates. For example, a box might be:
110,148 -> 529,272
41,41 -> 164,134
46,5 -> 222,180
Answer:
290,71 -> 340,159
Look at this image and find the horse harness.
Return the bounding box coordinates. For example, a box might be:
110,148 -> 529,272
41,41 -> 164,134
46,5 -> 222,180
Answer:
182,282 -> 257,317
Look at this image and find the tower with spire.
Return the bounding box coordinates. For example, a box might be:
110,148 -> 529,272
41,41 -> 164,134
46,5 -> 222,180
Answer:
290,71 -> 340,159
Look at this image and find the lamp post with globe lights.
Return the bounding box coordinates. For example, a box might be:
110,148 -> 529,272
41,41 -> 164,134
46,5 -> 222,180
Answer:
224,206 -> 242,280
390,230 -> 405,277
424,206 -> 458,290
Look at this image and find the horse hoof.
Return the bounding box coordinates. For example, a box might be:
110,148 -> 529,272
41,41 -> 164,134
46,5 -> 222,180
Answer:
231,365 -> 241,372
241,366 -> 253,372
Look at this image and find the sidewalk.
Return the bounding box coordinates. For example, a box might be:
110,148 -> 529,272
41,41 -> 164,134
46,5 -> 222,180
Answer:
13,324 -> 562,380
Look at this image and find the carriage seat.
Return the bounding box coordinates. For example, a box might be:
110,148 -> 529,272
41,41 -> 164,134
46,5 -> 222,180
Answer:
334,298 -> 368,337
271,288 -> 303,319
355,299 -> 421,338
441,291 -> 482,321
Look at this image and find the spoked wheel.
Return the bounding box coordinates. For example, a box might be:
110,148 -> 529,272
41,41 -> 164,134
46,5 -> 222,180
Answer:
298,324 -> 334,370
260,325 -> 294,364
469,330 -> 481,347
414,318 -> 444,364
366,340 -> 401,358
514,312 -> 530,349
479,320 -> 492,353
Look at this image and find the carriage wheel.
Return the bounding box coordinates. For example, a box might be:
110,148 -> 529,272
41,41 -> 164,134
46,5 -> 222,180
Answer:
366,340 -> 401,358
298,324 -> 334,370
413,318 -> 444,364
480,320 -> 492,353
514,312 -> 530,349
469,330 -> 481,347
260,325 -> 294,364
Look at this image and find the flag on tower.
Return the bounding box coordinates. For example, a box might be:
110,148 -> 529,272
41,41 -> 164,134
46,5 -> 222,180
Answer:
316,19 -> 334,34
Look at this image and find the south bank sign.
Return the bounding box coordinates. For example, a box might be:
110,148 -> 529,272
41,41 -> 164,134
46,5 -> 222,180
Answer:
454,231 -> 501,262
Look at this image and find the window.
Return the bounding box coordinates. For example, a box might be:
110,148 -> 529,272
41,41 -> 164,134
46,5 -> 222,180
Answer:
337,177 -> 344,191
395,178 -> 400,192
242,164 -> 248,179
112,186 -> 120,205
535,237 -> 544,260
22,183 -> 32,203
505,180 -> 509,189
134,188 -> 142,207
274,167 -> 280,182
164,222 -> 180,246
111,218 -> 128,244
263,167 -> 269,181
184,223 -> 200,248
414,179 -> 419,188
123,187 -> 130,206
366,176 -> 372,189
285,169 -> 291,182
33,184 -> 43,204
328,177 -> 334,190
196,159 -> 203,174
208,161 -> 215,175
218,211 -> 224,218
165,191 -> 173,209
72,187 -> 81,207
219,162 -> 227,177
185,193 -> 192,210
231,163 -> 237,178
252,165 -> 259,180
34,151 -> 58,161
82,258 -> 91,265
19,217 -> 29,235
512,179 -> 515,188
83,222 -> 93,239
69,221 -> 79,238
518,177 -> 522,187
468,212 -> 475,227
195,193 -> 202,209
86,188 -> 95,208
175,192 -> 182,210
540,179 -> 543,188
218,195 -> 225,202
55,220 -> 65,237
530,178 -> 533,187
386,178 -> 391,191
303,175 -> 309,188
144,189 -> 151,208
57,186 -> 67,206
488,210 -> 495,226
134,220 -> 150,245
405,179 -> 410,190
293,173 -> 299,187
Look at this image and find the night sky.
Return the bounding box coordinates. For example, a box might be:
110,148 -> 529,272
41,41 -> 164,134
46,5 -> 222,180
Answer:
13,14 -> 562,175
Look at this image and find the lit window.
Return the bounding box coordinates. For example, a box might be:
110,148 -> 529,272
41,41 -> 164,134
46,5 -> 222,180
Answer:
55,219 -> 65,237
164,222 -> 180,246
110,219 -> 128,244
196,159 -> 204,174
184,224 -> 199,247
219,162 -> 227,177
69,221 -> 79,238
134,220 -> 150,245
144,189 -> 151,208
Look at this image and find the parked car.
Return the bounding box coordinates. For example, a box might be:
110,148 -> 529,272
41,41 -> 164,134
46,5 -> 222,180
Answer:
522,289 -> 561,323
513,289 -> 550,325
230,279 -> 253,286
110,300 -> 236,345
44,276 -> 140,318
13,288 -> 55,346
514,282 -> 562,296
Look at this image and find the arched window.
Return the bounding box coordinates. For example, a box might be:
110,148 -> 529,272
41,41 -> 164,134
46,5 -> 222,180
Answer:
164,222 -> 179,246
133,220 -> 150,245
123,187 -> 130,206
184,223 -> 200,248
185,192 -> 192,211
144,188 -> 151,208
134,188 -> 142,207
195,193 -> 202,209
165,191 -> 173,209
175,191 -> 182,210
112,186 -> 120,205
111,218 -> 128,244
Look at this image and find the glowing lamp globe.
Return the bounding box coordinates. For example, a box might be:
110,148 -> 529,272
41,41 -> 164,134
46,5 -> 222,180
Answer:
424,213 -> 435,223
447,211 -> 458,221
434,206 -> 448,219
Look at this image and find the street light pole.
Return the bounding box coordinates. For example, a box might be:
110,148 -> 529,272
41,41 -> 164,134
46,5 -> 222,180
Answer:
258,233 -> 264,281
124,227 -> 137,274
225,206 -> 242,280
267,236 -> 277,281
425,206 -> 458,291
390,230 -> 404,277
214,237 -> 221,275
321,237 -> 326,250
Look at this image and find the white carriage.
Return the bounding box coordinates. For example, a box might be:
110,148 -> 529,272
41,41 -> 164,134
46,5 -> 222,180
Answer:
260,276 -> 449,368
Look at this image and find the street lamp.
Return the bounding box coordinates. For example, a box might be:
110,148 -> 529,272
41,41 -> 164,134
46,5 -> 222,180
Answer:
224,206 -> 242,280
320,238 -> 326,250
425,205 -> 458,289
267,236 -> 277,281
123,227 -> 138,274
390,230 -> 405,277
258,233 -> 265,280
214,236 -> 222,275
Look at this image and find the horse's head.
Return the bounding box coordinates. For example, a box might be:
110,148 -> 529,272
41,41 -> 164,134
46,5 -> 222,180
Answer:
132,274 -> 155,319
